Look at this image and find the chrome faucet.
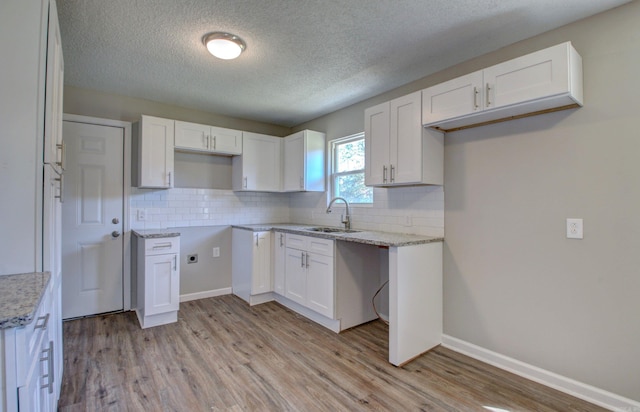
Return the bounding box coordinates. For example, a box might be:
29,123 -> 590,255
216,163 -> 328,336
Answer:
326,197 -> 351,229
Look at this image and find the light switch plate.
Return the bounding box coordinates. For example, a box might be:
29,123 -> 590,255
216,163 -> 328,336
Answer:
566,218 -> 583,239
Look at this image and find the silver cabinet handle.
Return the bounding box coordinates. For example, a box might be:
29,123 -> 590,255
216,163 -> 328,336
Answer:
255,233 -> 259,247
54,174 -> 64,203
305,252 -> 309,269
152,243 -> 172,249
111,231 -> 121,238
40,341 -> 54,394
56,141 -> 66,171
205,134 -> 210,150
173,255 -> 177,271
167,171 -> 172,187
383,165 -> 387,183
34,313 -> 50,330
243,176 -> 248,189
473,86 -> 479,110
390,165 -> 395,183
486,83 -> 491,107
301,251 -> 305,268
212,136 -> 216,150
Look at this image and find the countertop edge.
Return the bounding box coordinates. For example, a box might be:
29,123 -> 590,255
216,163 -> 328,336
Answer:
0,272 -> 51,329
232,224 -> 444,247
133,230 -> 181,238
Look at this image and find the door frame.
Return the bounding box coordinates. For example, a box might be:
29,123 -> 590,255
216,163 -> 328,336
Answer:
62,113 -> 132,311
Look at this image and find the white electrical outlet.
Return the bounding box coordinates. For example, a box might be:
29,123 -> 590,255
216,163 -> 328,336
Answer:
137,209 -> 146,221
566,218 -> 583,239
212,247 -> 220,258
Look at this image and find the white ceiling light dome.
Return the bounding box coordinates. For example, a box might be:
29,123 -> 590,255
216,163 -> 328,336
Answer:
203,32 -> 246,60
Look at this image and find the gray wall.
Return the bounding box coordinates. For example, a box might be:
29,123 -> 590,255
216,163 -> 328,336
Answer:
297,1 -> 640,401
177,226 -> 232,296
64,85 -> 291,136
444,3 -> 640,400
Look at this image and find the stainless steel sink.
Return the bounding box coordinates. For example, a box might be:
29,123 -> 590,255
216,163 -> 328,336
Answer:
304,227 -> 361,233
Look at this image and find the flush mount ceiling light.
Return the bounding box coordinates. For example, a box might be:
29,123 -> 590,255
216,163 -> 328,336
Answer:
202,32 -> 246,60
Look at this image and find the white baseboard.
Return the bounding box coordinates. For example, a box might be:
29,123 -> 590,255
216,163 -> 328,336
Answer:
442,335 -> 640,412
180,287 -> 232,302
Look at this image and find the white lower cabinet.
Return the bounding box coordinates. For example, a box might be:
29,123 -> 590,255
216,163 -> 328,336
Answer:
2,273 -> 60,412
272,232 -> 286,296
284,234 -> 334,319
232,229 -> 273,305
135,235 -> 181,328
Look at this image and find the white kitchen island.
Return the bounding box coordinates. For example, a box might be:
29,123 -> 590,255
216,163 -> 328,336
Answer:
232,224 -> 443,367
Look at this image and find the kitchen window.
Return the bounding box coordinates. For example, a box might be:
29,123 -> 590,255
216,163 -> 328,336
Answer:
330,133 -> 373,204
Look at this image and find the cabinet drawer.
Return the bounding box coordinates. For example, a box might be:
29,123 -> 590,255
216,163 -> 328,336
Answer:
144,237 -> 180,256
285,233 -> 308,250
307,237 -> 334,257
16,283 -> 52,384
285,233 -> 334,257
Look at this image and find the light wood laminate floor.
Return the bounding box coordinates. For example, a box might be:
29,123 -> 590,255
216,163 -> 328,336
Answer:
59,295 -> 605,411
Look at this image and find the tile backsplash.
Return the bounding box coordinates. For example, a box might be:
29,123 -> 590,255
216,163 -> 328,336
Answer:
130,186 -> 444,237
130,188 -> 290,230
290,185 -> 444,237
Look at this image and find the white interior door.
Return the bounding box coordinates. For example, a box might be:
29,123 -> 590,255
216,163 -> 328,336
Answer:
62,121 -> 124,319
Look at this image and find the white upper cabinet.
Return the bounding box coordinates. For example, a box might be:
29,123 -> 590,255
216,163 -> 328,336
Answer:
283,130 -> 326,192
174,120 -> 242,155
365,91 -> 443,187
232,132 -> 282,192
135,115 -> 175,188
422,42 -> 583,131
421,71 -> 483,126
43,0 -> 65,174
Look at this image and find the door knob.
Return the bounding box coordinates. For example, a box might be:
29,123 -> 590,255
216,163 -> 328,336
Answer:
111,231 -> 121,238
112,218 -> 119,224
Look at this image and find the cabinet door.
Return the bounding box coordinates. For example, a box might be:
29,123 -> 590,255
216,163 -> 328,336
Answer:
421,71 -> 483,126
144,253 -> 179,316
484,43 -> 570,110
390,91 -> 423,184
238,132 -> 281,191
138,115 -> 174,188
18,349 -> 44,412
364,101 -> 390,186
284,247 -> 307,306
210,126 -> 242,155
251,232 -> 272,294
273,232 -> 286,295
306,253 -> 334,318
44,0 -> 65,173
283,132 -> 305,191
174,121 -> 210,152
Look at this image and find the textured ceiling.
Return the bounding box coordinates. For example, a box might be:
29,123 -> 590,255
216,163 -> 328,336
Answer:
58,0 -> 630,127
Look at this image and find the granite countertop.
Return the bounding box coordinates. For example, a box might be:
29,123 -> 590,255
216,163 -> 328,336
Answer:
232,223 -> 443,247
133,229 -> 181,239
0,272 -> 51,329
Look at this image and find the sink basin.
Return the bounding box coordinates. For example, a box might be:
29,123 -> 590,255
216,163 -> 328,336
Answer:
305,227 -> 360,233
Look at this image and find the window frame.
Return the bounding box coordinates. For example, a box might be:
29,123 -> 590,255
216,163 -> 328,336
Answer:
329,132 -> 373,206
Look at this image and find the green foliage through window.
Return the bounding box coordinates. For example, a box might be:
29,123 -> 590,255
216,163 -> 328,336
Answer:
331,134 -> 373,204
